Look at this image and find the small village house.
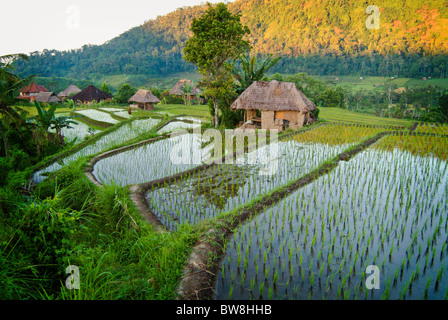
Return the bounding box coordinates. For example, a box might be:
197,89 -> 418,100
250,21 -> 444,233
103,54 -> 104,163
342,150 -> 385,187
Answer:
230,80 -> 316,132
128,89 -> 161,110
58,84 -> 82,100
35,92 -> 62,104
169,79 -> 202,103
70,84 -> 113,104
17,81 -> 49,101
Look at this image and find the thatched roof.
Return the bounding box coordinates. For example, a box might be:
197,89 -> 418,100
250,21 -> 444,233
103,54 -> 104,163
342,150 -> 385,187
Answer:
35,92 -> 62,103
70,84 -> 113,102
128,89 -> 161,104
169,79 -> 201,96
58,84 -> 81,98
230,80 -> 316,113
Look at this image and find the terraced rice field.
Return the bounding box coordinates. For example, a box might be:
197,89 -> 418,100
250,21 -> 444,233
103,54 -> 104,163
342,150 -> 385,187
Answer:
74,109 -> 120,124
215,146 -> 447,300
32,117 -> 161,183
156,120 -> 202,134
30,106 -> 448,300
144,124 -> 389,231
92,133 -> 214,186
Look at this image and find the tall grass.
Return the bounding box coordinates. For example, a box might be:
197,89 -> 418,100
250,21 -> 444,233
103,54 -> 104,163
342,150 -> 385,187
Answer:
3,164 -> 198,300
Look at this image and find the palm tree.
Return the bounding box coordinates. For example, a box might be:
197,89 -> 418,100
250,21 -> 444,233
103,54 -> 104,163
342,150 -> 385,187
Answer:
232,53 -> 281,94
180,82 -> 194,105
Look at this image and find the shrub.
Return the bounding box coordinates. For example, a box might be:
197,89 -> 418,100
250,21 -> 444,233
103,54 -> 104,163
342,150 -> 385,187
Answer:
17,196 -> 81,270
311,107 -> 320,120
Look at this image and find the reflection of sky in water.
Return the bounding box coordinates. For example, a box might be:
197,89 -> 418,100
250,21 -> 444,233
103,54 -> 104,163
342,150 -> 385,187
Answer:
146,141 -> 347,231
32,118 -> 160,184
215,148 -> 448,300
92,133 -> 214,186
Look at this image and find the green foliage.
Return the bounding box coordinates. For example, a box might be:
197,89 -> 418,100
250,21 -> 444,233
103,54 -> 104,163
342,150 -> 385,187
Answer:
16,197 -> 81,268
100,82 -> 112,95
311,107 -> 320,120
439,93 -> 448,122
115,84 -> 137,104
11,1 -> 448,79
31,101 -> 58,132
277,73 -> 346,109
161,91 -> 184,104
184,2 -> 251,127
233,53 -> 281,93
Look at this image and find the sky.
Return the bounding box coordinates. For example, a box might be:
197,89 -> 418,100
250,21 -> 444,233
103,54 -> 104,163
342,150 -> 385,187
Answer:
0,0 -> 230,56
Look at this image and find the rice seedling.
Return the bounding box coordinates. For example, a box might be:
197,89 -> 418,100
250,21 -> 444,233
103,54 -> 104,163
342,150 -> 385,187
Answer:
93,132 -> 213,186
49,117 -> 99,144
75,109 -> 120,124
33,118 -> 161,183
156,120 -> 201,134
215,143 -> 448,300
146,136 -> 348,230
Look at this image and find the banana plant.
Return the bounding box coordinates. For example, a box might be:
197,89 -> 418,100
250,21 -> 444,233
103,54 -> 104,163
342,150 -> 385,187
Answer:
232,53 -> 281,93
29,101 -> 77,146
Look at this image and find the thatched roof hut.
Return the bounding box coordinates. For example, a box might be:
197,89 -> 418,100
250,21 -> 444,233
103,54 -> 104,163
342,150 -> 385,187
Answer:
169,79 -> 201,96
128,89 -> 161,110
35,92 -> 62,104
230,80 -> 316,131
70,84 -> 113,104
58,84 -> 81,99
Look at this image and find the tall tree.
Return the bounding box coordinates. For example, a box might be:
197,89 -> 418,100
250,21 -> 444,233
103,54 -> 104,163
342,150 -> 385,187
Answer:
183,2 -> 250,128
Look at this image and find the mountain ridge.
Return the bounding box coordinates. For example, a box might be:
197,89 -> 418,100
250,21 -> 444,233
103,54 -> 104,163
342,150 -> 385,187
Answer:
13,0 -> 448,79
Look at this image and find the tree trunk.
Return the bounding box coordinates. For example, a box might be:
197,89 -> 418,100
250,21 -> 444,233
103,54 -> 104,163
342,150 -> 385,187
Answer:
214,98 -> 219,128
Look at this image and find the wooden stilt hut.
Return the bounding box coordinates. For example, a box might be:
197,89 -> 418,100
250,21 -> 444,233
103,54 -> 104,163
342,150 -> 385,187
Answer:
230,80 -> 316,132
128,89 -> 161,110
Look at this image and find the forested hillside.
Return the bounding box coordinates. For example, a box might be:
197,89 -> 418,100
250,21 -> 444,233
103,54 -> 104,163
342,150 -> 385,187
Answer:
13,0 -> 448,79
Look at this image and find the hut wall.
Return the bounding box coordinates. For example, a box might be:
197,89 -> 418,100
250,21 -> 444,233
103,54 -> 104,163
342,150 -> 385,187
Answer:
246,109 -> 257,120
274,110 -> 308,130
274,110 -> 300,123
261,110 -> 275,130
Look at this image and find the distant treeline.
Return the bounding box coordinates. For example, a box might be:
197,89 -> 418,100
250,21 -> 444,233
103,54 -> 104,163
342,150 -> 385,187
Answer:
13,49 -> 448,81
12,0 -> 448,80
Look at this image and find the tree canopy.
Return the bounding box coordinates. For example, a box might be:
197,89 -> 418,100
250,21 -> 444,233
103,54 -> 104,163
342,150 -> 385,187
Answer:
184,2 -> 250,127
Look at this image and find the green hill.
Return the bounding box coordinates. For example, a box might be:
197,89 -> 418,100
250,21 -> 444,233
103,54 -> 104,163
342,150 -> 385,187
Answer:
13,0 -> 448,79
